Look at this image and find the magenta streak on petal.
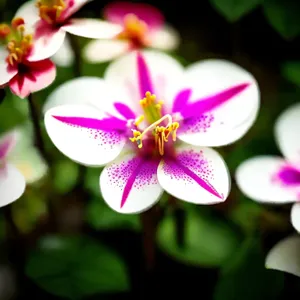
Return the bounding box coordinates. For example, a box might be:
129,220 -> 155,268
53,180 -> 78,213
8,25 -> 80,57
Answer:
52,116 -> 127,132
277,165 -> 300,186
120,161 -> 142,208
176,162 -> 222,199
162,149 -> 223,199
114,102 -> 136,120
119,158 -> 159,208
180,83 -> 250,119
172,88 -> 192,113
137,52 -> 154,98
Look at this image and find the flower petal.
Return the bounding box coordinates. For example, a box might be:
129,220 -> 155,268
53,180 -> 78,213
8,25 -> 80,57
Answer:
104,1 -> 164,29
42,77 -> 133,120
6,123 -> 47,184
44,104 -> 126,166
104,50 -> 184,112
83,39 -> 129,63
266,235 -> 300,277
51,36 -> 74,67
177,59 -> 259,147
9,147 -> 48,184
274,103 -> 300,164
0,131 -> 18,160
291,203 -> 300,233
150,24 -> 180,51
157,144 -> 230,204
62,19 -> 122,39
60,0 -> 92,21
235,156 -> 299,203
9,59 -> 56,99
0,48 -> 17,86
100,151 -> 163,214
0,163 -> 26,207
14,0 -> 39,25
28,25 -> 66,61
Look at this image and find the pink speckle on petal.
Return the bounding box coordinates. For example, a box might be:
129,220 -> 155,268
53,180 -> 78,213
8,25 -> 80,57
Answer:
62,122 -> 124,149
179,114 -> 214,134
106,157 -> 159,207
162,149 -> 223,199
164,149 -> 214,182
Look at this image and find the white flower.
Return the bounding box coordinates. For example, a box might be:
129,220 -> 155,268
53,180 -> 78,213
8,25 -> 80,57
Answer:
43,50 -> 259,214
266,234 -> 300,277
0,123 -> 48,207
235,103 -> 300,232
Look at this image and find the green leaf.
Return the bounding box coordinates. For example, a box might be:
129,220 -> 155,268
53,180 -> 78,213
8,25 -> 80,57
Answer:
86,197 -> 140,231
26,235 -> 130,299
53,160 -> 79,194
214,237 -> 284,300
263,0 -> 300,40
281,61 -> 300,85
210,0 -> 262,22
157,209 -> 240,267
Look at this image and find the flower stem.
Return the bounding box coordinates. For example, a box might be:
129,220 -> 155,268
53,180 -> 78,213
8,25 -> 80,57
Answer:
2,204 -> 20,240
140,205 -> 164,271
140,209 -> 157,271
68,33 -> 86,185
27,93 -> 50,165
68,34 -> 82,77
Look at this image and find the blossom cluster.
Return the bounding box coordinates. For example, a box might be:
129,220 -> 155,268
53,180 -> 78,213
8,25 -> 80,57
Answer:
0,0 -> 298,278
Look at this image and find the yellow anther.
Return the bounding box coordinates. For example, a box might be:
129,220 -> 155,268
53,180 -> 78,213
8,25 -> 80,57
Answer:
134,115 -> 144,126
129,130 -> 143,148
6,32 -> 33,66
118,13 -> 148,46
171,122 -> 179,141
129,114 -> 180,155
1,17 -> 33,66
11,17 -> 25,29
8,53 -> 18,65
36,0 -> 66,23
18,25 -> 25,33
155,101 -> 163,112
0,24 -> 11,39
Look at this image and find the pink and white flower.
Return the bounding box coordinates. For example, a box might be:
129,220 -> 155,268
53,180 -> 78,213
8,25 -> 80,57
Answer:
0,123 -> 48,207
266,234 -> 300,277
0,131 -> 25,207
83,1 -> 180,63
0,18 -> 56,98
44,50 -> 259,214
14,0 -> 123,62
235,103 -> 300,232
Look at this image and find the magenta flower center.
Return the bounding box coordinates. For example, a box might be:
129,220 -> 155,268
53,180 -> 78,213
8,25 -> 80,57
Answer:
129,91 -> 179,156
277,165 -> 300,186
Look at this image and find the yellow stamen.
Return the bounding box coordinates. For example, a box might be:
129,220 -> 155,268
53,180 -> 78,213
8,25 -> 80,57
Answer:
11,17 -> 25,29
139,91 -> 163,124
6,30 -> 33,66
117,13 -> 148,46
129,114 -> 179,155
134,115 -> 144,126
36,0 -> 66,24
0,24 -> 11,39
